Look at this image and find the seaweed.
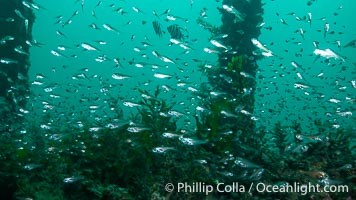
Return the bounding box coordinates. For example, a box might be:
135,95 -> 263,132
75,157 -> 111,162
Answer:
2,88 -> 354,200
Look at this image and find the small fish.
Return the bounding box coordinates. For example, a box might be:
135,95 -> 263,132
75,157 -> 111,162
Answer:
132,6 -> 144,14
0,35 -> 15,45
141,41 -> 152,47
210,39 -> 229,50
312,41 -> 319,48
167,14 -> 188,22
307,12 -> 312,27
23,163 -> 42,170
170,39 -> 191,51
251,38 -> 273,56
299,28 -> 305,40
112,73 -> 131,80
95,55 -> 107,63
151,9 -> 158,17
14,9 -> 30,34
220,110 -> 238,118
54,19 -> 62,25
152,51 -> 175,64
113,7 -> 127,15
152,147 -> 175,153
160,9 -> 171,16
203,47 -> 219,54
70,10 -> 79,18
280,18 -> 288,25
102,23 -> 120,34
35,73 -> 46,79
313,48 -> 344,61
0,58 -> 19,64
154,73 -> 172,79
324,23 -> 329,39
63,176 -> 83,183
179,136 -> 207,145
32,81 -> 44,85
179,43 -> 191,51
240,71 -> 256,81
294,83 -> 309,89
113,58 -> 121,67
329,98 -> 341,103
123,101 -> 141,107
81,0 -> 84,11
89,23 -> 100,30
135,63 -> 144,68
91,10 -> 97,18
170,38 -> 181,45
62,19 -> 73,27
56,30 -> 68,38
234,157 -> 261,168
24,19 -> 29,34
14,9 -> 26,20
50,50 -> 67,57
336,111 -> 352,117
133,47 -> 142,52
222,4 -> 245,22
61,10 -> 78,28
291,61 -> 305,71
295,134 -> 328,143
343,39 -> 356,48
94,1 -> 102,8
72,73 -> 90,80
80,42 -> 99,51
335,40 -> 341,51
351,80 -> 356,88
22,0 -> 46,11
168,110 -> 184,117
162,132 -> 180,138
127,126 -> 150,133
14,45 -> 29,55
240,109 -> 252,116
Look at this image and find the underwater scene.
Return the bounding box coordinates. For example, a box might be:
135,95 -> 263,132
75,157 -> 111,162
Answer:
0,0 -> 355,199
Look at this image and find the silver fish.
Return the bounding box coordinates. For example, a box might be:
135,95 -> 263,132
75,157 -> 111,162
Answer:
102,23 -> 120,34
324,23 -> 329,39
154,73 -> 172,79
152,51 -> 175,64
112,73 -> 131,80
80,43 -> 99,51
0,35 -> 15,45
307,12 -> 312,27
0,58 -> 19,64
251,38 -> 273,56
179,136 -> 207,145
152,147 -> 175,153
14,45 -> 29,55
313,48 -> 344,61
210,39 -> 229,50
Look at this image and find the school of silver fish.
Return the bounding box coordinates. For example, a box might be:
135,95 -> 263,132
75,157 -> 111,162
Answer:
1,0 -> 355,157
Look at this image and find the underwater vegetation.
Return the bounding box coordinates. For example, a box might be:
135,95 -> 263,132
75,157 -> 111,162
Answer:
0,87 -> 354,199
